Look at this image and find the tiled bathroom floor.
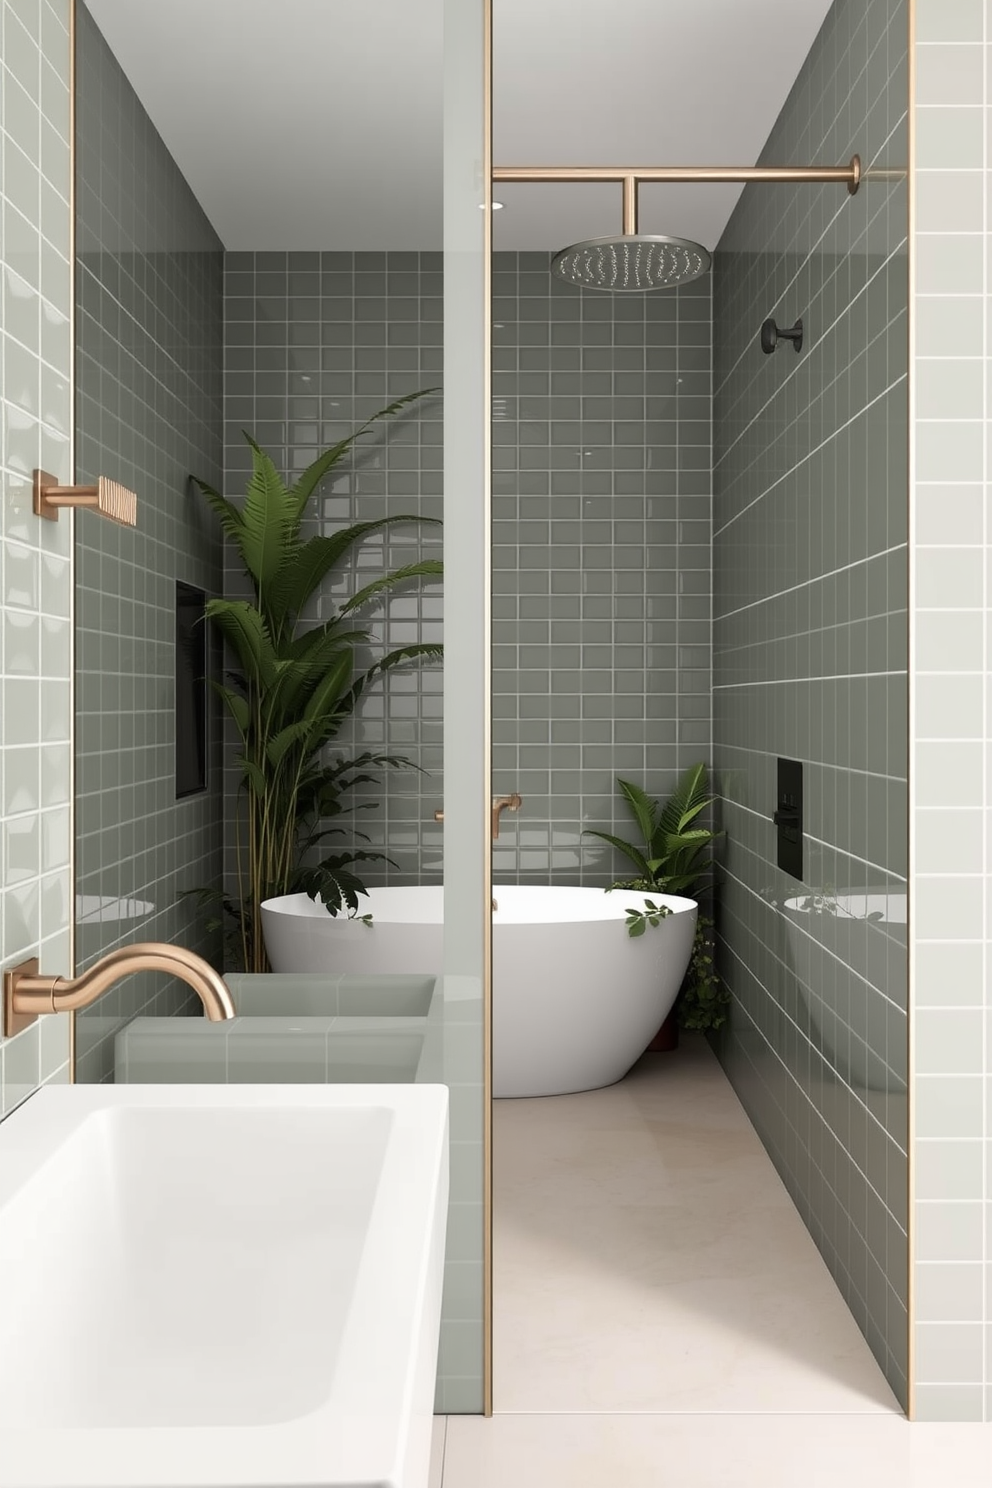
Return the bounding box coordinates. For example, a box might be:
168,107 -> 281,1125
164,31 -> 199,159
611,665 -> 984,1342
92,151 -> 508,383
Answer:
492,1034 -> 898,1415
432,1412 -> 992,1487
427,1035 -> 992,1486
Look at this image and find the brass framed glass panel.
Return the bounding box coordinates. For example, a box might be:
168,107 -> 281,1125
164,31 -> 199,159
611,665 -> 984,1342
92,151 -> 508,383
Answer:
67,0 -> 491,1414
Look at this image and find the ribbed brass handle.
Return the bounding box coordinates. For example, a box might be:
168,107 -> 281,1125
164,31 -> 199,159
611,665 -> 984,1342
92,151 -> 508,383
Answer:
433,809 -> 444,822
33,468 -> 137,527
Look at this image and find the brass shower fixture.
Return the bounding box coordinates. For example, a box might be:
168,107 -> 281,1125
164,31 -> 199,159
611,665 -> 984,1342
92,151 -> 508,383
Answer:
493,156 -> 862,292
33,468 -> 137,526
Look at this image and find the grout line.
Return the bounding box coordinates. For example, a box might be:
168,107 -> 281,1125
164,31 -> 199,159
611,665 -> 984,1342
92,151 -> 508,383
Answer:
713,374 -> 909,541
713,545 -> 907,623
721,862 -> 908,1021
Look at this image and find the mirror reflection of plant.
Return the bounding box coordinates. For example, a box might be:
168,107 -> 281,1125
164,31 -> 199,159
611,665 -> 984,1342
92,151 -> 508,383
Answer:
191,391 -> 442,972
584,762 -> 730,1031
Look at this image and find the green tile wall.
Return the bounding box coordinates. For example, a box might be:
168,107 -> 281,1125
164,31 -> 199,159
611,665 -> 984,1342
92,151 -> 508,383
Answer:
223,251 -> 711,894
0,0 -> 73,1114
711,0 -> 910,1408
73,1 -> 225,1081
222,250 -> 443,898
492,254 -> 712,882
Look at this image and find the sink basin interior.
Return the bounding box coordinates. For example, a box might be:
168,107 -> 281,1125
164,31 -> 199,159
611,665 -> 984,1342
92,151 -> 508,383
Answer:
0,1102 -> 391,1430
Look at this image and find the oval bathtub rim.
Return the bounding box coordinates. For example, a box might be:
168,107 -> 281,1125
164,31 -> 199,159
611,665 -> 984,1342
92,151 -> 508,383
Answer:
260,885 -> 699,927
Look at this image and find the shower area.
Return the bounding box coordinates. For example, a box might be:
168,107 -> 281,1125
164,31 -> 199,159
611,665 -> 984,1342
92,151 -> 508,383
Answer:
485,0 -> 909,1419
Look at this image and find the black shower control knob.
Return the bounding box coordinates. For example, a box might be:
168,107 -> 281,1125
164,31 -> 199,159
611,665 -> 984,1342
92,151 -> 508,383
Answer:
761,316 -> 804,354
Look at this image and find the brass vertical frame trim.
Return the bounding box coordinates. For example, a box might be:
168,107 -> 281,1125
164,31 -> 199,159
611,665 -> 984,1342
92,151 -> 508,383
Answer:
68,0 -> 78,1082
905,0 -> 916,1420
482,0 -> 494,1421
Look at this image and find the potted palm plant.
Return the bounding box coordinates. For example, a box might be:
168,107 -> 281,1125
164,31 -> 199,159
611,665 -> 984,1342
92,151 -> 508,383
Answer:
191,392 -> 442,972
584,762 -> 728,1048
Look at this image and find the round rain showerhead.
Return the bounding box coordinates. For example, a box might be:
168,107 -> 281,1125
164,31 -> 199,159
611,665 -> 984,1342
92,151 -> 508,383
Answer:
551,234 -> 711,292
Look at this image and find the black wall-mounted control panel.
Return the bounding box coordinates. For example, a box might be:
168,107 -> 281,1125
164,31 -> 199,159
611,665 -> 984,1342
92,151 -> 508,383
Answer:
773,757 -> 804,881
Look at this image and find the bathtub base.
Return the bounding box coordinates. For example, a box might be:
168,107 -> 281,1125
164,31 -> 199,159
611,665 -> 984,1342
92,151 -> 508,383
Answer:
492,903 -> 696,1098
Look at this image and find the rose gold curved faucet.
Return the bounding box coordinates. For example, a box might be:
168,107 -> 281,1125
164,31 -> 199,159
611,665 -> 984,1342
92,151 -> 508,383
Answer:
3,943 -> 235,1039
432,793 -> 523,840
491,793 -> 522,839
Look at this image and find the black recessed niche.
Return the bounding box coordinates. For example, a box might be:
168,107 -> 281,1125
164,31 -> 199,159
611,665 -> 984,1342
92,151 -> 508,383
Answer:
175,581 -> 207,798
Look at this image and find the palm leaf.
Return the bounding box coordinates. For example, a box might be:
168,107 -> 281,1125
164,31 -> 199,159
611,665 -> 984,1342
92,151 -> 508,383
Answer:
657,762 -> 713,842
263,636 -> 356,724
583,829 -> 652,880
193,407 -> 443,970
286,622 -> 370,660
191,477 -> 245,551
301,651 -> 354,725
617,778 -> 659,851
342,559 -> 444,614
344,643 -> 443,714
205,600 -> 278,688
239,435 -> 297,594
288,388 -> 440,519
264,721 -> 314,769
211,682 -> 250,738
268,518 -> 441,630
262,647 -> 352,767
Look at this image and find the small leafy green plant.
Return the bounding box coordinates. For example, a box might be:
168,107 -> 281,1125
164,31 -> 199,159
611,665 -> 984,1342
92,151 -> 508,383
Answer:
584,762 -> 729,1030
191,391 -> 442,972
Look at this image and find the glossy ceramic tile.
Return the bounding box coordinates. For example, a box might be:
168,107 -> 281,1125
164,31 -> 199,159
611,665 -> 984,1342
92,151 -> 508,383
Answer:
711,0 -> 910,1407
0,0 -> 72,1113
494,1038 -> 898,1414
73,1 -> 224,1083
222,250 -> 443,893
489,255 -> 712,885
440,1413 -> 992,1488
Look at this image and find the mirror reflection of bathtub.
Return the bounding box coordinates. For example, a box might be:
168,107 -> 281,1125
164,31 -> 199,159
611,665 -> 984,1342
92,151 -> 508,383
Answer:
781,888 -> 907,1095
261,885 -> 697,1098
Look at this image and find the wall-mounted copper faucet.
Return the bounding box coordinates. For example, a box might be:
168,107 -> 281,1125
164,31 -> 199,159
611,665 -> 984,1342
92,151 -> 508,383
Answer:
2,943 -> 235,1039
432,792 -> 523,840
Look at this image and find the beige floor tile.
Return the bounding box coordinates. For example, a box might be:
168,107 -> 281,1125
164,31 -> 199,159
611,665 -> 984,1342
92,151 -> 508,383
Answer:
429,1416 -> 447,1488
494,1036 -> 900,1413
441,1413 -> 992,1488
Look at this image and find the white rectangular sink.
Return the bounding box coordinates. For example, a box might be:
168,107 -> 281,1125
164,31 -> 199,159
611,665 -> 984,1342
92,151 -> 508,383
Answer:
0,1083 -> 448,1488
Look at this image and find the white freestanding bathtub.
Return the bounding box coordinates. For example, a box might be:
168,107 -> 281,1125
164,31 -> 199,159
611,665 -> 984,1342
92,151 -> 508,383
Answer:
262,885 -> 697,1097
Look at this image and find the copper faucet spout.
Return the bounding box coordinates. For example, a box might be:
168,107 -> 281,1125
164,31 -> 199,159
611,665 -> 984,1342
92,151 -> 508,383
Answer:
3,943 -> 235,1038
492,792 -> 523,840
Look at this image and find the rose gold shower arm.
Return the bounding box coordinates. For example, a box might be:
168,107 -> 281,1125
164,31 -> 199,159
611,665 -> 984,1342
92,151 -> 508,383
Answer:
622,175 -> 638,235
493,157 -> 862,193
3,944 -> 236,1038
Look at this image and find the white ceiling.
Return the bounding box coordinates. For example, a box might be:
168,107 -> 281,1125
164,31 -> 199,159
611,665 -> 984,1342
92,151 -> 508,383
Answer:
86,0 -> 835,253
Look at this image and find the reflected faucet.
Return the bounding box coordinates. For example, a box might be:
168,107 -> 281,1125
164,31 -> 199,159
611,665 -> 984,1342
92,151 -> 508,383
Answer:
491,793 -> 522,839
432,793 -> 523,841
2,943 -> 236,1039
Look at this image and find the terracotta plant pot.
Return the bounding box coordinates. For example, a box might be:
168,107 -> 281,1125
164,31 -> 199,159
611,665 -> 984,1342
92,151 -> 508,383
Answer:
647,1008 -> 679,1052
